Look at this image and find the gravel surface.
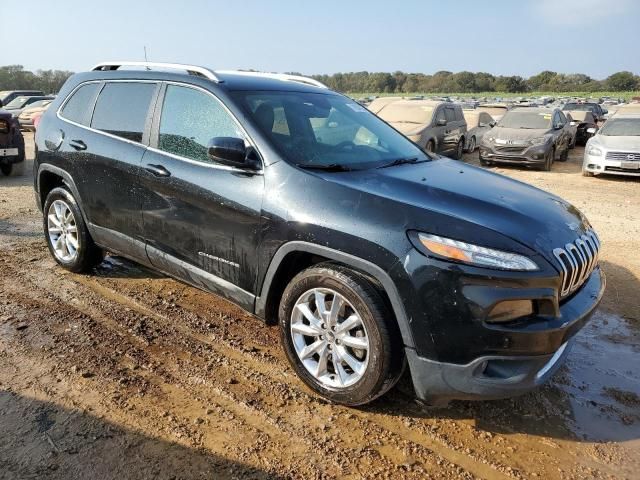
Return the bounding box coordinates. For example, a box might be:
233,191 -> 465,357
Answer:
0,134 -> 638,479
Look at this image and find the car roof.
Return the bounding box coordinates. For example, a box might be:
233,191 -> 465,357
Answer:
510,107 -> 555,114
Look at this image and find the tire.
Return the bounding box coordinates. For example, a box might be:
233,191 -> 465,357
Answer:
569,136 -> 576,149
425,140 -> 435,154
452,139 -> 464,160
279,263 -> 404,406
582,169 -> 594,177
465,136 -> 476,153
559,146 -> 569,162
43,187 -> 104,273
0,164 -> 12,176
541,148 -> 553,171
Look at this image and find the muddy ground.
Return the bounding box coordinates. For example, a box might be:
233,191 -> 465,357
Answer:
0,133 -> 638,480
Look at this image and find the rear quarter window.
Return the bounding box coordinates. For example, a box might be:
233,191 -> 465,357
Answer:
60,83 -> 101,126
90,82 -> 157,143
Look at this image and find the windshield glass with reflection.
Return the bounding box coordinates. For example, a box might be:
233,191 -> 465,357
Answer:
233,91 -> 429,170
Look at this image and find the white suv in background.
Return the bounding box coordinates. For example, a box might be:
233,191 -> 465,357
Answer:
583,113 -> 640,178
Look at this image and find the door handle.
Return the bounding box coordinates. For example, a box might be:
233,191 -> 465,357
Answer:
144,164 -> 171,177
69,139 -> 87,151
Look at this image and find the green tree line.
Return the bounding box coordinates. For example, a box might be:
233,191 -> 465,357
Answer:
0,65 -> 74,94
310,70 -> 640,94
1,64 -> 639,95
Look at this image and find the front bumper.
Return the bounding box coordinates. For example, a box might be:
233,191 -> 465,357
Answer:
401,259 -> 605,402
479,142 -> 550,165
583,151 -> 640,177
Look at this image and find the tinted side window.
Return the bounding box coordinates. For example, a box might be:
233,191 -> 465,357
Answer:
435,108 -> 446,123
158,85 -> 242,162
91,82 -> 156,142
455,108 -> 464,121
60,83 -> 101,125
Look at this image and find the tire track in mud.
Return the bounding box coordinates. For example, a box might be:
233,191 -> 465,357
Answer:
0,245 -> 622,479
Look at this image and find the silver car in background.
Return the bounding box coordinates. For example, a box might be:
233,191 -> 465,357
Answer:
462,110 -> 496,152
583,114 -> 640,178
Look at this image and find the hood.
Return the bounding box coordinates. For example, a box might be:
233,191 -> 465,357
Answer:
593,134 -> 640,151
316,159 -> 589,264
388,121 -> 427,136
491,126 -> 550,143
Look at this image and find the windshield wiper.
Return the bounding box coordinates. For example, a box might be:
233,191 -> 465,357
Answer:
378,157 -> 428,169
296,163 -> 353,172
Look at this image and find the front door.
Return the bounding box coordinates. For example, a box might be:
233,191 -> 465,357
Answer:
140,83 -> 264,307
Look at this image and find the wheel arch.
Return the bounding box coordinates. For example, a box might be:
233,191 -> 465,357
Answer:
255,241 -> 415,349
37,165 -> 90,226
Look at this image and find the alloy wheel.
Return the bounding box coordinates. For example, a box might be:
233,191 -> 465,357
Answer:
291,288 -> 369,389
47,199 -> 80,262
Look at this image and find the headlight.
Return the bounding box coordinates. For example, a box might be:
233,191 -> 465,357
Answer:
587,145 -> 602,156
413,233 -> 539,271
482,136 -> 495,144
529,136 -> 549,145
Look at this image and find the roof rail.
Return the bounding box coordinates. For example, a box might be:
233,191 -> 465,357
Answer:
91,61 -> 221,82
215,70 -> 328,89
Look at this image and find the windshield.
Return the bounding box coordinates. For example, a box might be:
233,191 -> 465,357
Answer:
234,91 -> 429,170
5,96 -> 30,108
376,104 -> 434,124
599,118 -> 640,136
497,111 -> 551,129
563,103 -> 596,112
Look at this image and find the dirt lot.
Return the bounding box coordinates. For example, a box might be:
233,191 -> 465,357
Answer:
1,133 -> 639,480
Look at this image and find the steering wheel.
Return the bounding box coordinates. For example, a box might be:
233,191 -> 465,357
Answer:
334,141 -> 356,151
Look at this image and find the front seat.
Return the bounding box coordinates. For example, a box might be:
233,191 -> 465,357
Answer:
254,102 -> 275,133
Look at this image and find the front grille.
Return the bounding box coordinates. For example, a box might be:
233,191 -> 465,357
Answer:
605,151 -> 640,161
553,229 -> 600,298
494,145 -> 526,154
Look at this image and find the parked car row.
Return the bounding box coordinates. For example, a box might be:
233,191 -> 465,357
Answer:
0,90 -> 56,132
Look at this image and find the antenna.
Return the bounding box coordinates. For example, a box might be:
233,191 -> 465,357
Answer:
143,46 -> 150,70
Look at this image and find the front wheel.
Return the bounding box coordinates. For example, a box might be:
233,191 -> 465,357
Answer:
43,187 -> 104,273
452,139 -> 464,160
465,136 -> 476,153
425,140 -> 435,154
279,263 -> 404,406
541,148 -> 554,171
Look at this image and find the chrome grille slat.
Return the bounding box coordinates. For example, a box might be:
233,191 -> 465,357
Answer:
553,229 -> 600,298
605,151 -> 640,161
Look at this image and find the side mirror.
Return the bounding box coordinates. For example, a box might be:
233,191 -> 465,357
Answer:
0,99 -> 3,108
586,127 -> 597,134
602,108 -> 608,115
436,118 -> 447,126
207,137 -> 258,169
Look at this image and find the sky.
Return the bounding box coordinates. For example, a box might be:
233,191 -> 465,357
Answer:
3,0 -> 639,79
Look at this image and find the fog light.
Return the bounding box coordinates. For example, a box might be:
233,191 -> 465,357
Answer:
487,300 -> 533,323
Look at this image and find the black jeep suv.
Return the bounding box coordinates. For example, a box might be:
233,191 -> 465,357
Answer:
34,62 -> 605,406
0,108 -> 25,176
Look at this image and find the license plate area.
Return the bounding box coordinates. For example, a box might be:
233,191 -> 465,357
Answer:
0,148 -> 19,157
621,161 -> 640,170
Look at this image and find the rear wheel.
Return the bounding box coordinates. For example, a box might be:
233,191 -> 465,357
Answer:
279,263 -> 404,406
0,164 -> 12,176
559,146 -> 569,162
43,187 -> 104,273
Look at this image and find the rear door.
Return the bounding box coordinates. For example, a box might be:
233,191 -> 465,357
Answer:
139,83 -> 264,306
57,81 -> 159,254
